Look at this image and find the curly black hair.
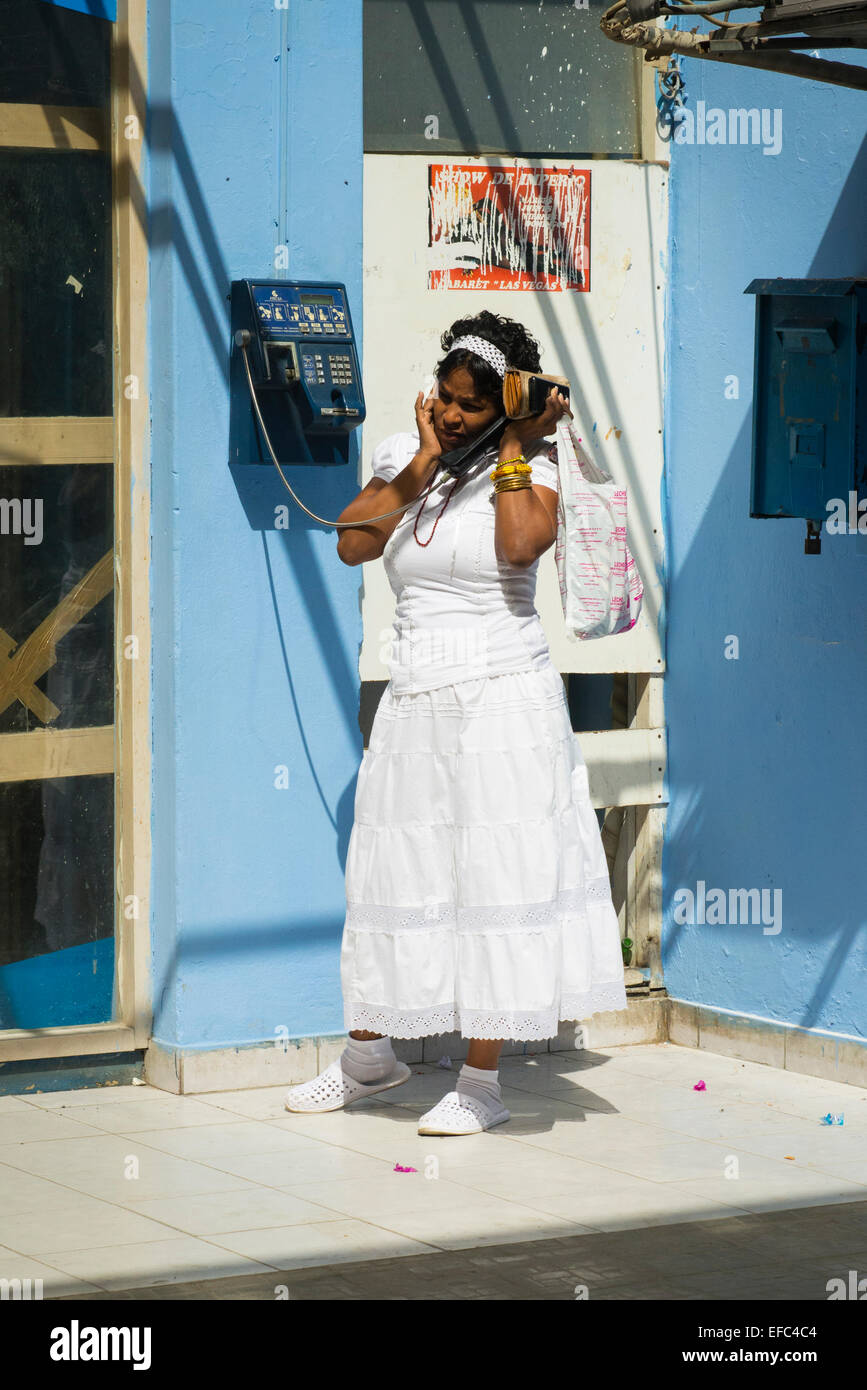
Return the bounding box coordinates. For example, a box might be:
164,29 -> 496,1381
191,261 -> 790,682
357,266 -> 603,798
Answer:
434,310 -> 542,407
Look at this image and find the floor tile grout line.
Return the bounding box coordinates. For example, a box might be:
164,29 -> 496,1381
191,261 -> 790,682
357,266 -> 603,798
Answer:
21,1191 -> 867,1297
2,1217 -> 374,1291
4,1164 -> 758,1271
494,1131 -> 867,1188
3,1105 -> 865,1227
14,1212 -> 450,1291
0,1168 -> 357,1236
4,1144 -> 569,1247
493,1072 -> 867,1119
23,1130 -> 861,1216
516,1102 -> 867,1149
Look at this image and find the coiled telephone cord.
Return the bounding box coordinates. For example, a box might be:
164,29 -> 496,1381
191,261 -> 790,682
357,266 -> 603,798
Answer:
238,339 -> 445,529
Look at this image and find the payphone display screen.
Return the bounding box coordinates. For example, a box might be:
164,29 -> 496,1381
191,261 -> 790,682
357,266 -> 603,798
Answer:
251,284 -> 349,341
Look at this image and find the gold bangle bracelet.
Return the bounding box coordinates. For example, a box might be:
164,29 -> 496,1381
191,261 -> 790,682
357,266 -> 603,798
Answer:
490,462 -> 532,478
494,476 -> 533,493
498,454 -> 526,466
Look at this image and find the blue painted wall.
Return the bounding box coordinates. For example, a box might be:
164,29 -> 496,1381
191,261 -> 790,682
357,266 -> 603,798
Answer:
662,51 -> 867,1035
147,0 -> 364,1049
143,2 -> 865,1056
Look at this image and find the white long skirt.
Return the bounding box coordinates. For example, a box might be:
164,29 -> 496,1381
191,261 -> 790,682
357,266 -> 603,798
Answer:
340,663 -> 628,1041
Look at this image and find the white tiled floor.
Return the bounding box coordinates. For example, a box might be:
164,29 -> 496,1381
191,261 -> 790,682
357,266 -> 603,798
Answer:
0,1041 -> 865,1293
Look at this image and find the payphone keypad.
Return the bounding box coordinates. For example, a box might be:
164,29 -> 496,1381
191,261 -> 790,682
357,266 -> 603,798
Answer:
301,352 -> 353,388
332,354 -> 353,386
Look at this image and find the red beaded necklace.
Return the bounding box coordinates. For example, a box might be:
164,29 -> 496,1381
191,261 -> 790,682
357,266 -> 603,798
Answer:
412,470 -> 466,547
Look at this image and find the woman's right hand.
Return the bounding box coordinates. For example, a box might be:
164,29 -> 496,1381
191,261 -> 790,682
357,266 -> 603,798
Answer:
414,391 -> 442,463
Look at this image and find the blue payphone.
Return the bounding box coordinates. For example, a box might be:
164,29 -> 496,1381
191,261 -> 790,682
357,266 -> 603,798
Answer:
745,277 -> 867,554
229,278 -> 438,532
230,279 -> 366,471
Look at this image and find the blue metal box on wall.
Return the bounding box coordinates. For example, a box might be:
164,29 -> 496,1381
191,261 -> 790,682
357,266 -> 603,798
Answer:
745,277 -> 867,552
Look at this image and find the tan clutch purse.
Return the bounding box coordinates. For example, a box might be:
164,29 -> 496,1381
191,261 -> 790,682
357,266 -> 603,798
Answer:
503,368 -> 571,418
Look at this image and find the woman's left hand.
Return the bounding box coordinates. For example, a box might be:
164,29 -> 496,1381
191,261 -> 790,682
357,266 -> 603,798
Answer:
501,387 -> 572,451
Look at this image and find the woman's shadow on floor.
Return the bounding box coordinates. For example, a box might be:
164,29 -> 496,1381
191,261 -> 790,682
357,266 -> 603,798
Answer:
356,1050 -> 623,1137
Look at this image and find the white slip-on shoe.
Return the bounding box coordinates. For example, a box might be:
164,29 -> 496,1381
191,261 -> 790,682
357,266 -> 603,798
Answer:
284,1056 -> 411,1113
417,1088 -> 511,1135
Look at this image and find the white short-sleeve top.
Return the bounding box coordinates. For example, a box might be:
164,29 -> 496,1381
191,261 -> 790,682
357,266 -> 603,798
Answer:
369,429 -> 559,694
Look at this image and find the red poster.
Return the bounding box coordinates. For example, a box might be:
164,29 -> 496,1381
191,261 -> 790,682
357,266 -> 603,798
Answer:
428,163 -> 590,292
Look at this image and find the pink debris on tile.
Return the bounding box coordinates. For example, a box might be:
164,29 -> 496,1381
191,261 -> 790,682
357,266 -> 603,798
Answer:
393,1163 -> 418,1173
693,1080 -> 706,1091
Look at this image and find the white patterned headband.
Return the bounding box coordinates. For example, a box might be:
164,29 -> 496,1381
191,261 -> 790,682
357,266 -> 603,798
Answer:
447,335 -> 507,379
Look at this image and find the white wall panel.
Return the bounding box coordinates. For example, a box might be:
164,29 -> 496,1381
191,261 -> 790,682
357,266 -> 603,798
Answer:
360,155 -> 667,677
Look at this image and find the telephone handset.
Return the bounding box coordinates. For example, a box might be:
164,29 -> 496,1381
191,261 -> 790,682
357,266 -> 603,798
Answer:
439,415 -> 508,478
424,374 -> 506,480
437,369 -> 570,478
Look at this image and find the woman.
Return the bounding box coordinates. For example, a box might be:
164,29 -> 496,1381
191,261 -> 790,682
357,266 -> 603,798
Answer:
285,311 -> 627,1135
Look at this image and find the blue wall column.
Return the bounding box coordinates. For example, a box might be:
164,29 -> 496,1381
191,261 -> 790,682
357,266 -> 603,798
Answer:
662,55 -> 867,1036
147,0 -> 365,1050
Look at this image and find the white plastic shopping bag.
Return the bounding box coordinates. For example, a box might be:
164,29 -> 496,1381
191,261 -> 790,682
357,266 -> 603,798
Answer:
553,417 -> 644,640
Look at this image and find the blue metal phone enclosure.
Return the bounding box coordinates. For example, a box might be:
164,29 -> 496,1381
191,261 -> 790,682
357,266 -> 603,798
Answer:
230,279 -> 366,467
745,278 -> 867,523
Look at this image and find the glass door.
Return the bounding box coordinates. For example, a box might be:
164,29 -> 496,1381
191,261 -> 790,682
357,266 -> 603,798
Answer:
0,0 -> 117,1031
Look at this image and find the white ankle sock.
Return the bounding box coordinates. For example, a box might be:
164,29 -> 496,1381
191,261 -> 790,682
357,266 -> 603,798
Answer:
341,1035 -> 396,1084
456,1062 -> 501,1106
